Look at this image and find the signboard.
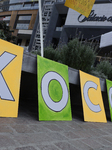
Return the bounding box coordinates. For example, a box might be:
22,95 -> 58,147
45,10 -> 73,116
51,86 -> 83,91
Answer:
100,31 -> 112,48
65,0 -> 95,18
65,4 -> 112,27
37,55 -> 72,121
106,79 -> 112,121
0,39 -> 23,117
79,70 -> 107,122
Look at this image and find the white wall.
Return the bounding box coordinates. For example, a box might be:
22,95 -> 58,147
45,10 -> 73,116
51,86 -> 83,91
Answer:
65,3 -> 112,27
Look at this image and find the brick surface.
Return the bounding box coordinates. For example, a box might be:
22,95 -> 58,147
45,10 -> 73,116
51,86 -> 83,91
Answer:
54,141 -> 78,150
37,144 -> 60,150
14,133 -> 51,145
0,135 -> 16,148
1,98 -> 112,150
69,140 -> 92,150
11,124 -> 34,133
15,146 -> 37,150
29,124 -> 49,133
81,138 -> 103,149
43,124 -> 63,132
61,131 -> 80,139
93,137 -> 112,147
69,129 -> 91,138
0,125 -> 13,133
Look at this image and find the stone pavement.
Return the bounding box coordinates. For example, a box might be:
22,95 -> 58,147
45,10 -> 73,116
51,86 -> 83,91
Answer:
0,99 -> 112,150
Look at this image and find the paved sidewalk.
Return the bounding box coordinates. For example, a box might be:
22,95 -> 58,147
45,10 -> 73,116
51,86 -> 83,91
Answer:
0,100 -> 112,150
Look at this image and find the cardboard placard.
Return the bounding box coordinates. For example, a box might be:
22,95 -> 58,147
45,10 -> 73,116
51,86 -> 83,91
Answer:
79,70 -> 107,122
37,55 -> 72,121
0,39 -> 23,117
106,79 -> 112,121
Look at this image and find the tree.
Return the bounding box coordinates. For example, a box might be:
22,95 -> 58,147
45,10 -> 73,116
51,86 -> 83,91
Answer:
0,21 -> 17,43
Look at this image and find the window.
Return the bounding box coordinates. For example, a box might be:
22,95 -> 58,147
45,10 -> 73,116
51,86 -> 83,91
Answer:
18,16 -> 31,20
16,23 -> 29,30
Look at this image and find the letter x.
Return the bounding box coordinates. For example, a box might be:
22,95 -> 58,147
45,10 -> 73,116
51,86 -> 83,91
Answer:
0,51 -> 16,101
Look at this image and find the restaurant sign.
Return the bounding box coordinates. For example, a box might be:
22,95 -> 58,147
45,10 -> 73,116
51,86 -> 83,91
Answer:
65,3 -> 112,27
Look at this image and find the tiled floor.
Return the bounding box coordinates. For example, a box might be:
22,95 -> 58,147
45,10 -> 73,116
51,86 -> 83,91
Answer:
0,99 -> 112,150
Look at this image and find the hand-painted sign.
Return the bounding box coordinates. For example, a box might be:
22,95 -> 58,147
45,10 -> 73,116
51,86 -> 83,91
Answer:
0,39 -> 23,118
37,55 -> 72,121
64,0 -> 95,18
106,79 -> 112,121
79,70 -> 107,122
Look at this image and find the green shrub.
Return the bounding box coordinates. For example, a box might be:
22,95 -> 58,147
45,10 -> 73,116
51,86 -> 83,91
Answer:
93,60 -> 112,80
59,38 -> 96,73
90,69 -> 108,79
31,46 -> 60,62
44,46 -> 60,62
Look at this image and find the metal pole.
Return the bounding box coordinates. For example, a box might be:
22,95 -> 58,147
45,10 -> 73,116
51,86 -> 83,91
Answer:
39,0 -> 44,57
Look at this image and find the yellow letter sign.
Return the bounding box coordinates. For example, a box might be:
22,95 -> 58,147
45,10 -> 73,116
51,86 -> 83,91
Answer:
79,70 -> 107,122
0,39 -> 23,117
64,0 -> 95,18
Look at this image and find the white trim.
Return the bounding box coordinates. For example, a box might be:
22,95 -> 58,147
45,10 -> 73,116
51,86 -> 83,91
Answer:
18,30 -> 33,35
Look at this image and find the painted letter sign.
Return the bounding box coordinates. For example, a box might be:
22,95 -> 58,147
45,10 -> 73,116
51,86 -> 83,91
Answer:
37,55 -> 72,121
79,70 -> 107,122
0,39 -> 23,117
106,79 -> 112,121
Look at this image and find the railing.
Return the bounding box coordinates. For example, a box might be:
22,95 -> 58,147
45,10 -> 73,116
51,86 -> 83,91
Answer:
0,0 -> 39,12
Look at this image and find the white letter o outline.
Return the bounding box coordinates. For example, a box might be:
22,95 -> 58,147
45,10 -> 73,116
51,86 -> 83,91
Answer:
83,81 -> 101,113
41,71 -> 69,112
109,87 -> 112,108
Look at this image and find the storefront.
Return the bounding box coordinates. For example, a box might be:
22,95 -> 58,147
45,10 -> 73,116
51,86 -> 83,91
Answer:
45,0 -> 112,52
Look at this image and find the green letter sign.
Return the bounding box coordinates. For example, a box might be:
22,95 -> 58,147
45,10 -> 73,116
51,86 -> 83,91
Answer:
37,55 -> 72,121
106,79 -> 112,121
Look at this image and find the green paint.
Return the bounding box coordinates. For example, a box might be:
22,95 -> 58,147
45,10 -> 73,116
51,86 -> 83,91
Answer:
37,55 -> 72,121
106,79 -> 112,121
49,80 -> 63,102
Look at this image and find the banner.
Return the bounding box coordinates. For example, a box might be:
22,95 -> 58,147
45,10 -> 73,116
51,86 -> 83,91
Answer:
106,79 -> 112,121
0,39 -> 23,117
37,55 -> 72,121
79,70 -> 107,122
64,0 -> 95,18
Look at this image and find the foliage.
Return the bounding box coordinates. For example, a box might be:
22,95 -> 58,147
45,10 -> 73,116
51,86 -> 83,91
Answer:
59,38 -> 96,73
32,38 -> 112,81
0,21 -> 17,43
93,60 -> 112,80
90,69 -> 108,79
32,46 -> 60,62
44,46 -> 60,62
0,30 -> 6,40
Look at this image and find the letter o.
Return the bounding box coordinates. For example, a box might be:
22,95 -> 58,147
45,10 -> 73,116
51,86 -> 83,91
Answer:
41,71 -> 68,112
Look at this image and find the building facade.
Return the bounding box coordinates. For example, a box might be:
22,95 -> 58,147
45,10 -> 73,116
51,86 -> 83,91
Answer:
28,0 -> 65,51
42,0 -> 112,54
0,0 -> 39,47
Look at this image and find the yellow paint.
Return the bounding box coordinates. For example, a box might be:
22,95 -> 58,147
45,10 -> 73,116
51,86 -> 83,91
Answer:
79,70 -> 107,122
0,39 -> 23,117
64,0 -> 95,18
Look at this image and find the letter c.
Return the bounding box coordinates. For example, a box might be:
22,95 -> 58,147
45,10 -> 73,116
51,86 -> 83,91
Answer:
83,81 -> 101,113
